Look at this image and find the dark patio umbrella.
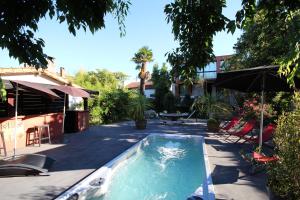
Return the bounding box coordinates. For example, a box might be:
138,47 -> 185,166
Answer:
214,65 -> 300,148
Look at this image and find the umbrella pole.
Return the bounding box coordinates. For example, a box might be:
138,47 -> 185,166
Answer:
14,83 -> 19,157
62,94 -> 66,134
259,73 -> 265,150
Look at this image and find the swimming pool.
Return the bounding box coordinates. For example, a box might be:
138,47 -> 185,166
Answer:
56,134 -> 214,200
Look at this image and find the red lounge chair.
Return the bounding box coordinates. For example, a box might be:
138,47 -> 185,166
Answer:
242,123 -> 276,144
253,152 -> 279,163
225,119 -> 256,143
219,116 -> 240,132
241,151 -> 279,174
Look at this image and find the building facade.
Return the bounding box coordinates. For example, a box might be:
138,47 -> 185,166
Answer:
125,81 -> 155,98
173,55 -> 232,98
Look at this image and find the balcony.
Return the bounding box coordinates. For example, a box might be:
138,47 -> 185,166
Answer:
197,70 -> 217,80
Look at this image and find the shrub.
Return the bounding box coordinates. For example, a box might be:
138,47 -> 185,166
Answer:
73,68 -> 129,125
271,92 -> 294,115
100,89 -> 132,123
163,91 -> 176,113
241,97 -> 276,123
89,89 -> 133,124
267,93 -> 300,199
89,107 -> 101,125
182,94 -> 193,107
151,63 -> 171,112
179,94 -> 194,113
207,118 -> 220,132
88,96 -> 102,125
192,94 -> 232,120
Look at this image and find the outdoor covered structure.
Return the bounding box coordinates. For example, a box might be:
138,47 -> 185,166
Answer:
214,65 -> 300,148
0,68 -> 93,155
215,65 -> 300,92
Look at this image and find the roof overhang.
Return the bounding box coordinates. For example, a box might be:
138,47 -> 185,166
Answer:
8,80 -> 61,99
50,85 -> 90,98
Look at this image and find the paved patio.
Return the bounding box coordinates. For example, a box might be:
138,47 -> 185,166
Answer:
0,120 -> 268,200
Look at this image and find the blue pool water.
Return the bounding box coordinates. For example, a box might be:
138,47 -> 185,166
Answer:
91,135 -> 206,200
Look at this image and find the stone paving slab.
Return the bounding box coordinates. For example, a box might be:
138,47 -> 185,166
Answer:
0,120 -> 268,200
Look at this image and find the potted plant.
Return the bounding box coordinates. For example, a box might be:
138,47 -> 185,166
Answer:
207,118 -> 220,132
192,94 -> 232,132
128,92 -> 150,129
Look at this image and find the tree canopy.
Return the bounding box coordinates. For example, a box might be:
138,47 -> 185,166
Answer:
72,69 -> 128,92
226,9 -> 299,69
71,68 -> 131,125
132,46 -> 153,95
132,46 -> 154,68
0,0 -> 130,68
165,0 -> 300,86
165,0 -> 230,82
151,63 -> 172,112
225,2 -> 300,87
1,0 -> 299,86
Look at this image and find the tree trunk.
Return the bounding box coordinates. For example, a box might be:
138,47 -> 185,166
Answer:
139,62 -> 146,95
140,78 -> 145,95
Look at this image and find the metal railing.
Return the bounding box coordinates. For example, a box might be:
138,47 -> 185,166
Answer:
196,70 -> 217,80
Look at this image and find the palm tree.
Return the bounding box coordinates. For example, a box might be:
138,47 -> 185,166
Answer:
132,46 -> 153,95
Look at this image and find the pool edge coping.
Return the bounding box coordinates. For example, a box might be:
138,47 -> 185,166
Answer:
202,137 -> 216,200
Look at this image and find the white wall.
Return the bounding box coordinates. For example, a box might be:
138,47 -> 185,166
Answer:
144,89 -> 155,98
1,74 -> 60,85
69,96 -> 84,110
171,84 -> 176,95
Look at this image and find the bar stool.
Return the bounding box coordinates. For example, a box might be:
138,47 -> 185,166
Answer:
0,131 -> 7,157
34,125 -> 51,147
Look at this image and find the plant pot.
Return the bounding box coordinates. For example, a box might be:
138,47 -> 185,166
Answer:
207,119 -> 220,132
135,119 -> 147,130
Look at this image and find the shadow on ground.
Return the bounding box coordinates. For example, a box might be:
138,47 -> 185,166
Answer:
0,119 -> 268,200
205,133 -> 268,199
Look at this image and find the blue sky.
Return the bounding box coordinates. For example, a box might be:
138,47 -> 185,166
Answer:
0,0 -> 242,83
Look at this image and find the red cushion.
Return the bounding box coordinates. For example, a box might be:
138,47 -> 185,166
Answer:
246,123 -> 276,143
231,119 -> 256,137
222,117 -> 240,130
253,152 -> 278,163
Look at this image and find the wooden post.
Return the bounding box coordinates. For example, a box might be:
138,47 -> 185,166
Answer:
83,98 -> 88,111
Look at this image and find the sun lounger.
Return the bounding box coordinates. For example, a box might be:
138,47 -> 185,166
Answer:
224,119 -> 256,143
252,152 -> 279,163
219,116 -> 240,132
241,151 -> 278,174
0,154 -> 55,176
241,123 -> 276,144
159,113 -> 189,121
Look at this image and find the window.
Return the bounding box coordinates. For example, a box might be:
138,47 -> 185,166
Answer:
197,62 -> 217,79
192,84 -> 204,97
179,84 -> 188,96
